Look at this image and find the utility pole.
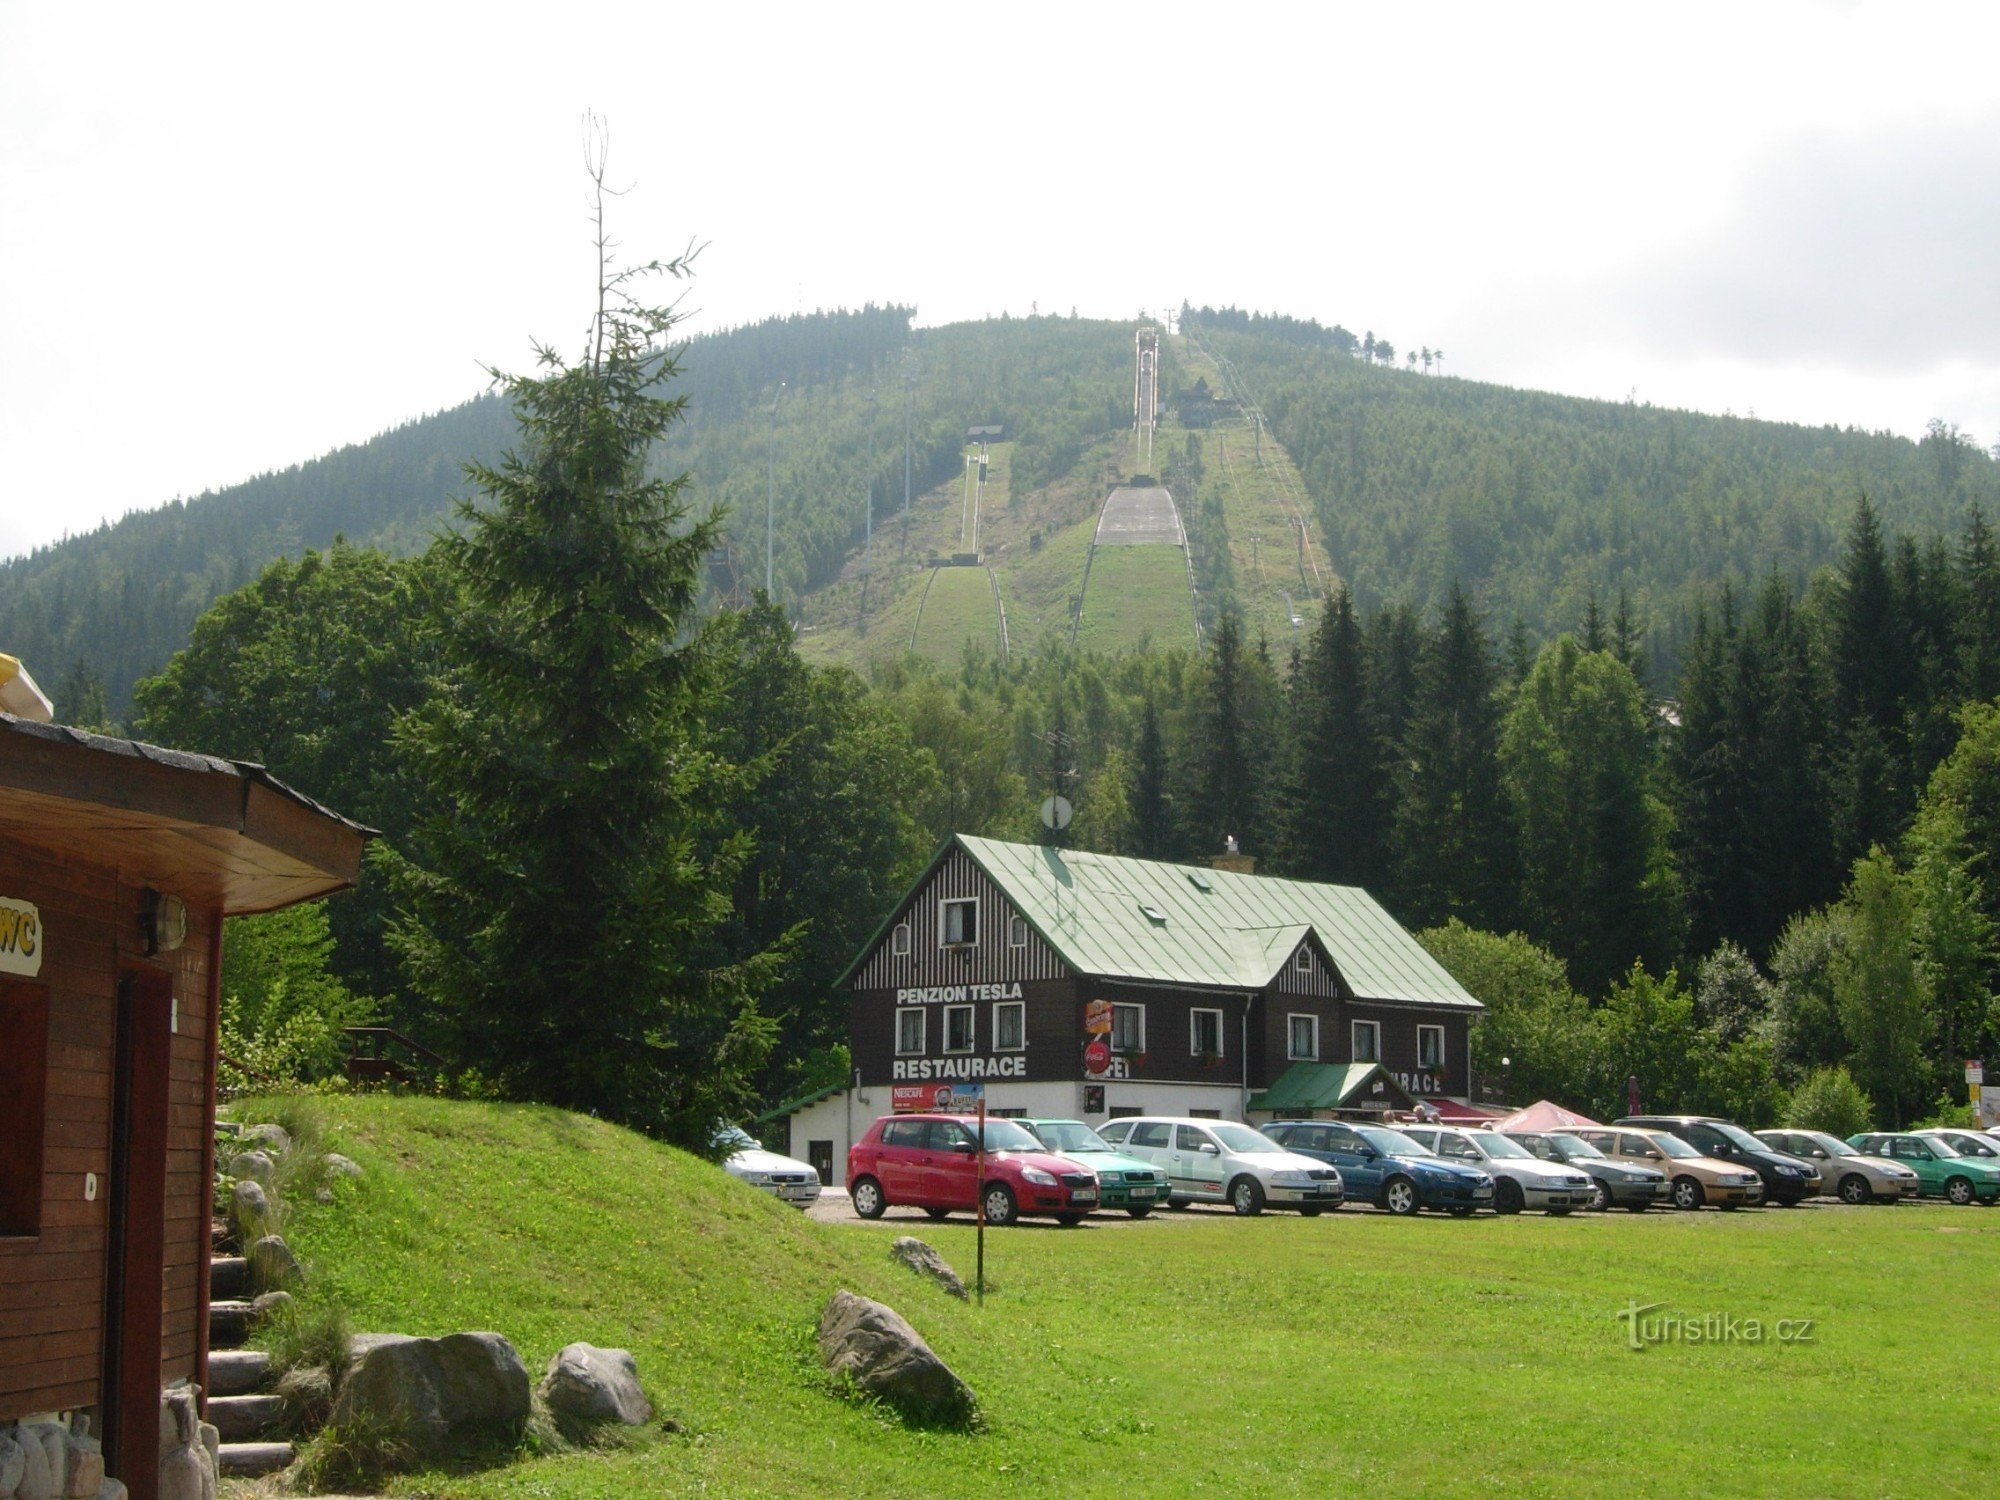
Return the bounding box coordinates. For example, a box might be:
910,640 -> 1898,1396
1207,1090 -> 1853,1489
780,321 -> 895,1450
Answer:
866,388 -> 877,568
903,368 -> 914,519
766,380 -> 785,598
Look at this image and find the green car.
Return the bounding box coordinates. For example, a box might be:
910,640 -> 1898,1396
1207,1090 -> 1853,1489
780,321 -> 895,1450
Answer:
1849,1132 -> 2000,1206
1021,1119 -> 1171,1217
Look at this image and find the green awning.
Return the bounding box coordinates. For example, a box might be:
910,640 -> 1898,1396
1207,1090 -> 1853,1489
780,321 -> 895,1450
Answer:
1248,1061 -> 1416,1113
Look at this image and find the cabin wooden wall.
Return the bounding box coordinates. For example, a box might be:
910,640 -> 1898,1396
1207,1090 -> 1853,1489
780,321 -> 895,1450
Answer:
0,841 -> 217,1423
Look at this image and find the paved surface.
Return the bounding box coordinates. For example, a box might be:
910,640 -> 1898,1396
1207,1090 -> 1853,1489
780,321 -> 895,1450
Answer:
1094,486 -> 1184,546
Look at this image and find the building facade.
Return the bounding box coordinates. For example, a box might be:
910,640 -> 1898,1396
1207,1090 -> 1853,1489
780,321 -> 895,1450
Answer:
769,835 -> 1484,1178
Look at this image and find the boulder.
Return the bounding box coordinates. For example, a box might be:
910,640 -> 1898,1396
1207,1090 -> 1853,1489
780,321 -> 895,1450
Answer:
61,1447 -> 101,1500
322,1153 -> 363,1180
888,1237 -> 968,1301
816,1291 -> 974,1426
332,1332 -> 530,1448
537,1344 -> 651,1428
229,1180 -> 270,1236
247,1234 -> 303,1292
239,1123 -> 292,1158
225,1151 -> 273,1184
14,1430 -> 52,1500
26,1425 -> 63,1500
0,1432 -> 27,1500
156,1392 -> 213,1500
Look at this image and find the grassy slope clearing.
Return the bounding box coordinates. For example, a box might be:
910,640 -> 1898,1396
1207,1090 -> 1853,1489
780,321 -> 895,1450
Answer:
1074,545 -> 1197,654
910,567 -> 1000,666
256,1096 -> 2000,1500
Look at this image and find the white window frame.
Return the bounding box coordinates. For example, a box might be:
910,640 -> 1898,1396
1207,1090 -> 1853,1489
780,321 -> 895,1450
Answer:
1418,1023 -> 1446,1071
1190,1007 -> 1225,1058
940,897 -> 979,947
993,1000 -> 1026,1052
1008,913 -> 1028,948
1351,1018 -> 1381,1064
943,1003 -> 975,1054
1111,1002 -> 1146,1055
895,1007 -> 925,1056
1295,948 -> 1312,973
1287,1012 -> 1319,1061
891,922 -> 911,956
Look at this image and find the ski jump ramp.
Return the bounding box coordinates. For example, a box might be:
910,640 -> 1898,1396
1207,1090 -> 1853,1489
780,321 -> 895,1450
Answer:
1094,486 -> 1185,546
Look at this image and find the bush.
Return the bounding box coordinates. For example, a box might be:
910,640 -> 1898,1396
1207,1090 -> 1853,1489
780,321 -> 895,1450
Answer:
1785,1066 -> 1874,1138
1909,1094 -> 1977,1129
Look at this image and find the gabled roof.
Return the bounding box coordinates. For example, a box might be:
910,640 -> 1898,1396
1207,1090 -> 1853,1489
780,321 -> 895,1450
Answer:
1248,1061 -> 1417,1113
844,834 -> 1480,1009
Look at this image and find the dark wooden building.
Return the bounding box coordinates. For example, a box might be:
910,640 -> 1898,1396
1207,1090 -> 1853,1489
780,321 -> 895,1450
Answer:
0,714 -> 366,1500
768,835 -> 1483,1175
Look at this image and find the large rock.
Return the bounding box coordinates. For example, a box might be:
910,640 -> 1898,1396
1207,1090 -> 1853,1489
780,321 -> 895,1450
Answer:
225,1151 -> 273,1185
60,1428 -> 103,1500
332,1332 -> 531,1448
14,1427 -> 52,1500
156,1391 -> 214,1500
888,1237 -> 968,1301
322,1153 -> 363,1180
816,1291 -> 974,1426
537,1344 -> 651,1428
247,1234 -> 302,1292
25,1425 -> 63,1500
239,1123 -> 292,1158
229,1180 -> 270,1237
0,1432 -> 25,1500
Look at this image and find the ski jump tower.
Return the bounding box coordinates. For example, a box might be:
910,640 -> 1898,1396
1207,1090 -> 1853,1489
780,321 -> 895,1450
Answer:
1134,325 -> 1159,473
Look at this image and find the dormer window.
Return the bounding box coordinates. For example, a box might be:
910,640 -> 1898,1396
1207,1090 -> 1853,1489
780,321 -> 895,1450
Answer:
1295,949 -> 1311,973
891,922 -> 911,956
940,898 -> 978,947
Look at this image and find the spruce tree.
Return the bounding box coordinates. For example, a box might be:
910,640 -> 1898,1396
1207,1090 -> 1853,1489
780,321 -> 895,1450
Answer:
1184,611 -> 1256,856
387,147 -> 775,1144
1959,505 -> 2000,704
1284,586 -> 1390,887
1129,696 -> 1173,859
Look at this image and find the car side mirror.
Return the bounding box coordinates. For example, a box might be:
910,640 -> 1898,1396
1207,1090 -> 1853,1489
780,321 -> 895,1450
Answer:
1355,1146 -> 1378,1160
1812,1149 -> 1829,1159
949,1139 -> 975,1154
1645,1151 -> 1663,1160
1199,1142 -> 1219,1155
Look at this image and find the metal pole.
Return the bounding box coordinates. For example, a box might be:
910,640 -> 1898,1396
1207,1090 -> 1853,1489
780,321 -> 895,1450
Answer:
866,388 -> 876,566
975,1097 -> 986,1306
767,381 -> 784,598
903,371 -> 914,518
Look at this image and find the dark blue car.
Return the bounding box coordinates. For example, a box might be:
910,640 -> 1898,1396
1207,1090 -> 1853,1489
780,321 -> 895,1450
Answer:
1262,1120 -> 1495,1216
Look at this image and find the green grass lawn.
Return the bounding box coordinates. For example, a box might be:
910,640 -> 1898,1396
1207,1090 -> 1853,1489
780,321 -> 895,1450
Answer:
1076,545 -> 1198,653
247,1097 -> 2000,1500
910,566 -> 1000,666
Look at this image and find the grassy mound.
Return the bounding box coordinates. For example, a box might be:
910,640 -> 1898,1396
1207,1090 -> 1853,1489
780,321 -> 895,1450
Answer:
252,1096 -> 1999,1499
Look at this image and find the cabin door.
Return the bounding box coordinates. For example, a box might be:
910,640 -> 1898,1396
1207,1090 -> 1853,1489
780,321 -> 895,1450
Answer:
102,966 -> 174,1500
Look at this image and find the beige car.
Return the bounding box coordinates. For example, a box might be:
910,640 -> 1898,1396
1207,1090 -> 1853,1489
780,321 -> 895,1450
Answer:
1574,1127 -> 1764,1210
1757,1128 -> 1919,1204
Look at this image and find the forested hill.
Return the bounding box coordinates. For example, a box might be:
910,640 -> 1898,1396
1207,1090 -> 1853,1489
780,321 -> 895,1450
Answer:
1188,309 -> 2000,661
9,298 -> 1997,715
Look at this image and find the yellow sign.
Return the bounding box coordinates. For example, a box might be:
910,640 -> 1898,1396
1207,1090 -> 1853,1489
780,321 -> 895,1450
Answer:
1084,998 -> 1113,1035
0,898 -> 42,977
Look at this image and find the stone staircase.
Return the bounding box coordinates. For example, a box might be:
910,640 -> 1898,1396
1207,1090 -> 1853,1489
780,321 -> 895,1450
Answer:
204,1225 -> 294,1477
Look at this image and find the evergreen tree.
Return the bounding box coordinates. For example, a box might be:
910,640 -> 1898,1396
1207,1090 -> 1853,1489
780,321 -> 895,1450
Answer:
1183,612 -> 1259,856
386,178 -> 775,1145
1282,586 -> 1390,886
55,656 -> 113,732
1392,584 -> 1513,929
1129,695 -> 1173,859
1831,497 -> 1912,860
1610,587 -> 1645,682
1959,504 -> 2000,703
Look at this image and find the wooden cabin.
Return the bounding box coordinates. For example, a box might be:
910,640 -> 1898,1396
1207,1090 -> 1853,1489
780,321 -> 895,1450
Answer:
0,713 -> 367,1500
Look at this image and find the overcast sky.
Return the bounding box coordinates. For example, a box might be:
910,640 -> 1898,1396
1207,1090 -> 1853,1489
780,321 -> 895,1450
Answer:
4,1 -> 1997,561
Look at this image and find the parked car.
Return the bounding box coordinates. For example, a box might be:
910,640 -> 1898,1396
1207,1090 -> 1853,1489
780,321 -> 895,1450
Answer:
1398,1125 -> 1595,1214
1505,1130 -> 1671,1212
1754,1129 -> 1918,1204
1097,1116 -> 1343,1216
846,1114 -> 1100,1226
715,1126 -> 823,1209
1616,1114 -> 1820,1205
1573,1127 -> 1764,1209
1261,1119 -> 1493,1216
1018,1118 -> 1171,1217
1850,1132 -> 2000,1206
1916,1128 -> 2000,1166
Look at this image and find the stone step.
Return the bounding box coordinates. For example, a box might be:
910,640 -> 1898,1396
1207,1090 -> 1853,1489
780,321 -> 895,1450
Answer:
206,1394 -> 286,1443
207,1349 -> 273,1397
210,1255 -> 249,1300
208,1301 -> 254,1349
216,1442 -> 293,1478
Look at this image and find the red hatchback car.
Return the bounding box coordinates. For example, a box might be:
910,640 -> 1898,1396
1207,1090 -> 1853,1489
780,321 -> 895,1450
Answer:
848,1113 -> 1101,1225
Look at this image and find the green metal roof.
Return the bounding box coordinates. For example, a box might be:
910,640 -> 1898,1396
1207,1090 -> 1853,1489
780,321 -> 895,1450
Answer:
1247,1061 -> 1413,1113
752,1079 -> 844,1125
956,836 -> 1481,1010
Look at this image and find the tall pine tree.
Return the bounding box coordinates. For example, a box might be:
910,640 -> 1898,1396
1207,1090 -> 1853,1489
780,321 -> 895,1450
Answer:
1282,586 -> 1391,886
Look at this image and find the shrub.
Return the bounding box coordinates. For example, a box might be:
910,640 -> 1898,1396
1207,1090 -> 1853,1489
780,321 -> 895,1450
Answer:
1785,1066 -> 1874,1138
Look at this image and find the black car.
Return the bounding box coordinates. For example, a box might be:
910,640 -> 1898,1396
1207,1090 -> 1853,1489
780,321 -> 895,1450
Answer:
1504,1130 -> 1672,1212
1614,1114 -> 1821,1206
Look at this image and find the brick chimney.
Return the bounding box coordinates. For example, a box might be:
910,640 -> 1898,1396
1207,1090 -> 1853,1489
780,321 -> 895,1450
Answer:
1209,833 -> 1256,876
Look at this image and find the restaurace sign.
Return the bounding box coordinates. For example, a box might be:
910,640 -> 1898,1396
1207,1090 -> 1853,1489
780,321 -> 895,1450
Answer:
0,898 -> 41,977
891,1055 -> 1029,1081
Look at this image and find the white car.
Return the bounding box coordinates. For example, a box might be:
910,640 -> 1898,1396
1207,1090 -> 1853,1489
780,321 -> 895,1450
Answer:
1755,1128 -> 1919,1204
1098,1116 -> 1344,1216
1401,1126 -> 1595,1214
716,1127 -> 822,1208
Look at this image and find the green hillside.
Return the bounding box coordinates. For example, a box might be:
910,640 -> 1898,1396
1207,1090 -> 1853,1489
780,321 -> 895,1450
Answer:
250,1094 -> 2000,1500
1074,545 -> 1197,652
909,566 -> 1001,665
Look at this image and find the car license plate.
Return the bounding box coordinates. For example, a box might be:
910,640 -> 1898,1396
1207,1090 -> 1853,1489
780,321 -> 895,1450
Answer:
1129,1187 -> 1156,1200
1073,1190 -> 1097,1202
1313,1184 -> 1340,1196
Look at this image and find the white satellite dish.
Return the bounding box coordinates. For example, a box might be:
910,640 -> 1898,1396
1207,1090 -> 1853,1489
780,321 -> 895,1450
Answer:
1040,795 -> 1074,831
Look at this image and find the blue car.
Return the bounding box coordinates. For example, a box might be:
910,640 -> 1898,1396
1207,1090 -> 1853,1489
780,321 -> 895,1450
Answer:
1262,1120 -> 1495,1216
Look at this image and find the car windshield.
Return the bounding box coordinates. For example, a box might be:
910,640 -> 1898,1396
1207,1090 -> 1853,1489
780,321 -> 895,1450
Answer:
1808,1133 -> 1858,1158
1648,1133 -> 1701,1159
1030,1121 -> 1113,1154
1921,1135 -> 1964,1158
1210,1123 -> 1283,1154
1546,1133 -> 1604,1160
1470,1133 -> 1532,1159
977,1120 -> 1043,1152
1711,1122 -> 1769,1155
1355,1125 -> 1430,1156
1947,1134 -> 1999,1157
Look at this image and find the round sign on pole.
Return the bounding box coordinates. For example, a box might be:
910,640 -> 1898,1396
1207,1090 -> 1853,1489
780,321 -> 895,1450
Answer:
1084,1037 -> 1111,1076
1040,795 -> 1074,831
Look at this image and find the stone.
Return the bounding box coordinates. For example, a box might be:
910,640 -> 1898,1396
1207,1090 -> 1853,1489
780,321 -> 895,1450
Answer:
229,1180 -> 270,1236
250,1291 -> 293,1323
537,1344 -> 651,1428
0,1433 -> 26,1500
888,1237 -> 969,1301
156,1392 -> 213,1500
225,1151 -> 273,1184
14,1426 -> 51,1500
239,1123 -> 292,1158
322,1153 -> 363,1180
274,1364 -> 334,1430
28,1426 -> 63,1500
61,1448 -> 101,1499
816,1291 -> 974,1426
247,1234 -> 302,1292
92,1481 -> 125,1500
331,1332 -> 531,1448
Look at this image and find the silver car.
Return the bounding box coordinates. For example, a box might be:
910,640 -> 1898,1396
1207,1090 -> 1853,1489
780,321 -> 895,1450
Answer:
1401,1126 -> 1596,1214
716,1127 -> 823,1208
1098,1116 -> 1344,1216
1756,1128 -> 1918,1204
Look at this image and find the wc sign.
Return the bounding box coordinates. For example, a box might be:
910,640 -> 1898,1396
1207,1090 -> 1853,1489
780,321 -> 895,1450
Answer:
0,898 -> 41,977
